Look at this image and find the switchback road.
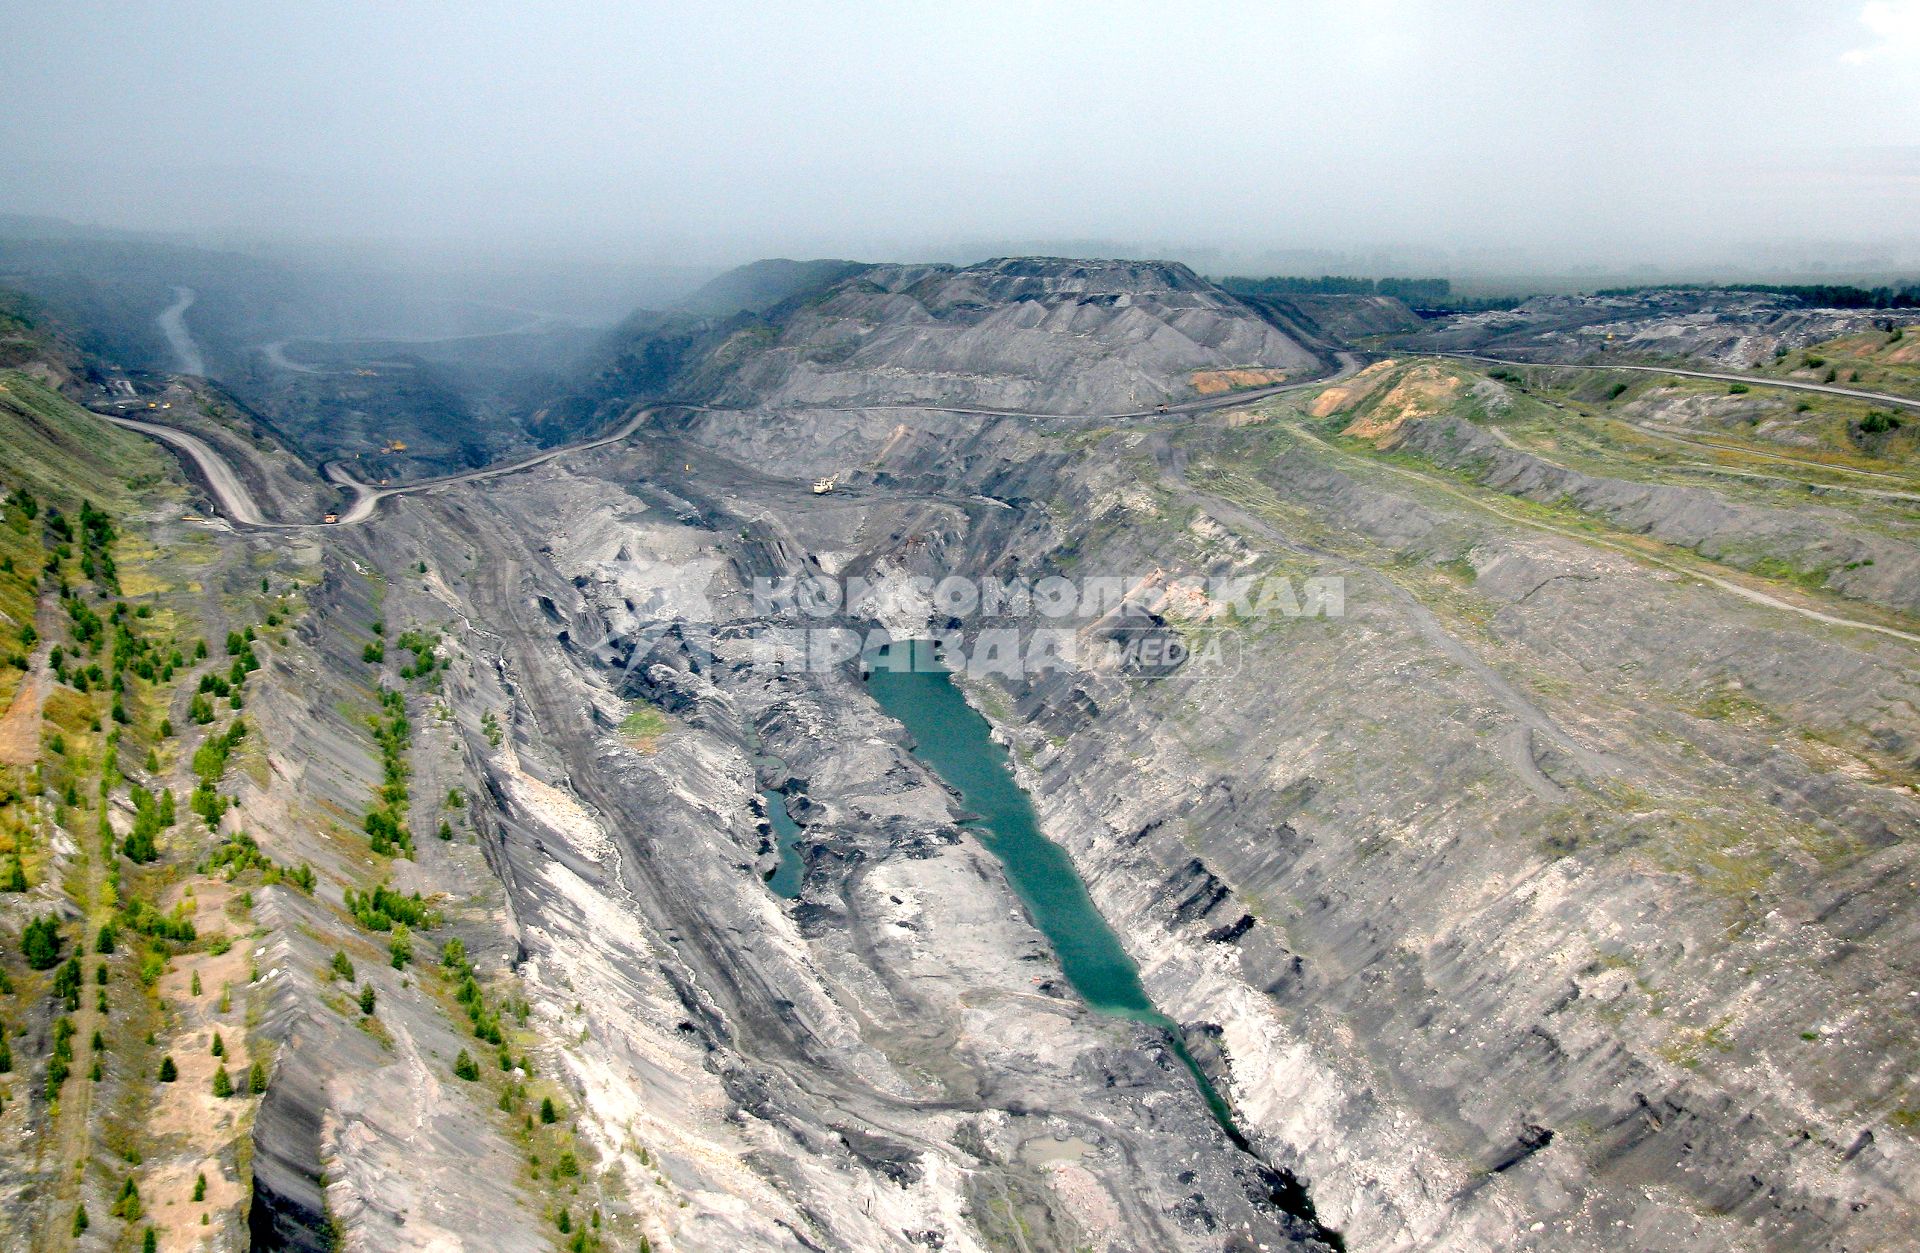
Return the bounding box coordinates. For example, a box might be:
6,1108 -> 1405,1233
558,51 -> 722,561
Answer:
119,353 -> 1363,529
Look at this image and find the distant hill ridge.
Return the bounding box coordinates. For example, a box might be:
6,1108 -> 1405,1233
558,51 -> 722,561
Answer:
551,254 -> 1318,431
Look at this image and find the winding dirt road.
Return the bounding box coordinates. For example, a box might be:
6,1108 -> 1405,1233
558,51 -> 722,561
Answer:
156,286 -> 207,377
106,404 -> 658,529
101,413 -> 276,527
116,351 -> 1364,531
322,405 -> 659,523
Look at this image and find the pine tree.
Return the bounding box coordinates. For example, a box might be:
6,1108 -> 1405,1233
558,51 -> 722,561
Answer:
358,983 -> 376,1015
53,957 -> 82,1011
112,1175 -> 142,1220
540,1096 -> 558,1124
211,1030 -> 224,1057
331,950 -> 355,982
3,857 -> 24,892
452,1049 -> 479,1081
144,1228 -> 158,1253
192,1173 -> 206,1202
122,823 -> 158,863
22,914 -> 61,969
211,1064 -> 233,1097
249,1058 -> 268,1093
71,1206 -> 88,1237
157,1055 -> 177,1082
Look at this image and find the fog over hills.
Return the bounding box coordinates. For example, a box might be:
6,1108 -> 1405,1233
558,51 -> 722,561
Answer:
5,3 -> 1920,275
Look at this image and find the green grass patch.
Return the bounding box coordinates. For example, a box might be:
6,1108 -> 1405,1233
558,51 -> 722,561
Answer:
619,704 -> 668,752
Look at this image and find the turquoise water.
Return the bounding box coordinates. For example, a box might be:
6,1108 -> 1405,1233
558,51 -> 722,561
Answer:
764,788 -> 806,899
863,639 -> 1162,1016
861,638 -> 1338,1244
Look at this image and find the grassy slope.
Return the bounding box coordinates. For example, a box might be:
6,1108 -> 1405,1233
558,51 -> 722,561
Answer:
1285,357 -> 1920,627
1,303 -> 627,1249
0,371 -> 181,704
0,329 -> 294,1245
0,371 -> 177,510
1748,325 -> 1920,409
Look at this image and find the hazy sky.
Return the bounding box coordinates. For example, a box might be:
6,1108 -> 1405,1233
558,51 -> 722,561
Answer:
3,1 -> 1918,272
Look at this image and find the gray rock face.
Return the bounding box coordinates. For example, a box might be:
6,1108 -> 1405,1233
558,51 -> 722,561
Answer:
230,550 -> 555,1253
603,264 -> 1920,1251
706,257 -> 1318,413
289,461 -> 1338,1251
1396,288 -> 1916,368
1251,293 -> 1424,343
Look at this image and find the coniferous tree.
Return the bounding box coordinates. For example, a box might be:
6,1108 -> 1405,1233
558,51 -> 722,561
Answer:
53,956 -> 82,1010
112,1176 -> 142,1221
22,914 -> 60,969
